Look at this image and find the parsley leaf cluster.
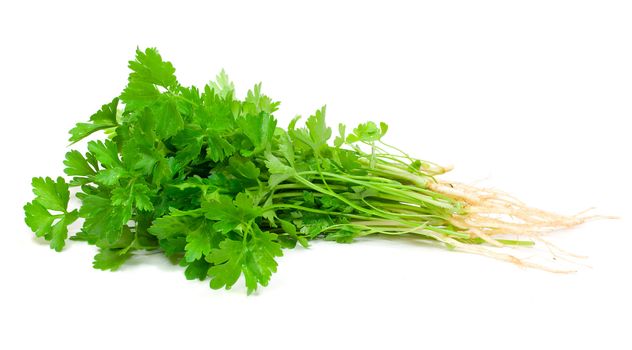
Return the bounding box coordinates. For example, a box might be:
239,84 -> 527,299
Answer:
24,48 -> 513,294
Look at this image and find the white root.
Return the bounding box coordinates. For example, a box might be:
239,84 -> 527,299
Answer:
426,180 -> 612,272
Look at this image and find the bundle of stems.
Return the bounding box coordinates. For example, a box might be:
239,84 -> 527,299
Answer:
259,133 -> 592,273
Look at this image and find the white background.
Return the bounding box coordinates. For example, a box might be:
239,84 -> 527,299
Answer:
1,1 -> 631,349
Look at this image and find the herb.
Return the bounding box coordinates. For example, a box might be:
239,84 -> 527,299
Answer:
24,48 -> 589,294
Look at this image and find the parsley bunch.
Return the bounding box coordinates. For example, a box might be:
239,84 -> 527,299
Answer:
24,48 -> 586,293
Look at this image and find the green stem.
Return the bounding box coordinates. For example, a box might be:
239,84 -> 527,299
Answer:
297,170 -> 455,210
263,203 -> 368,220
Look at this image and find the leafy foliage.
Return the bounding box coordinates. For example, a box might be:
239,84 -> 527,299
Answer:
24,48 -> 471,294
24,177 -> 79,251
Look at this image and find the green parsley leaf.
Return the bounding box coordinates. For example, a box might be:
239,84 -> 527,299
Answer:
120,48 -> 178,110
153,95 -> 184,139
236,112 -> 277,157
346,121 -> 387,143
110,182 -> 154,211
64,150 -> 97,177
207,226 -> 283,294
228,155 -> 260,180
93,248 -> 132,271
182,259 -> 211,280
148,215 -> 197,240
184,220 -> 222,263
207,69 -> 235,99
243,83 -> 280,115
305,106 -> 331,151
206,132 -> 236,162
88,140 -> 122,169
204,193 -> 262,234
80,193 -> 131,244
94,168 -> 128,186
288,106 -> 331,156
69,98 -> 119,144
24,177 -> 79,251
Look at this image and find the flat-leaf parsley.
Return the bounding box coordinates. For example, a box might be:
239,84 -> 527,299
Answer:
24,48 -> 593,294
